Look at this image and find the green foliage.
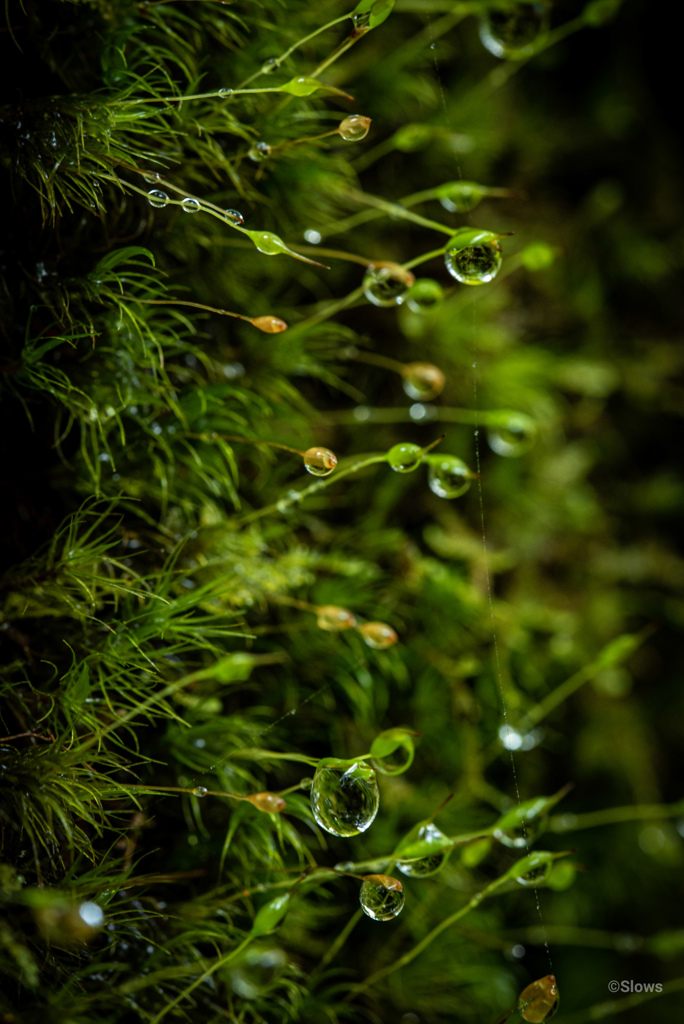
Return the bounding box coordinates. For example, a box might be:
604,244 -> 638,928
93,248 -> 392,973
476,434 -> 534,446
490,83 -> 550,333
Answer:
1,0 -> 682,1022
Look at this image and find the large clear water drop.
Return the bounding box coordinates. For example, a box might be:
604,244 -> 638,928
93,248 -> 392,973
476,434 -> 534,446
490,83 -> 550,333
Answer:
310,760 -> 379,837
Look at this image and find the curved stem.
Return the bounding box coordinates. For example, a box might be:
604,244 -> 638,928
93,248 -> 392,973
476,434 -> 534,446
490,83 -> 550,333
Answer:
237,452 -> 388,526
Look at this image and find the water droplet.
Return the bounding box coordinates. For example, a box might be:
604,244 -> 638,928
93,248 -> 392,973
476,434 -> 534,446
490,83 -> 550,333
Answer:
437,181 -> 486,213
518,975 -> 559,1022
387,442 -> 422,473
479,4 -> 548,60
316,605 -> 357,631
248,792 -> 286,813
358,621 -> 398,650
303,446 -> 337,476
299,777 -> 313,791
78,902 -> 105,928
218,87 -> 233,97
512,943 -> 526,958
310,760 -> 379,837
499,724 -> 524,750
397,823 -> 451,878
181,198 -> 201,214
225,208 -> 244,224
251,315 -> 288,333
147,189 -> 169,209
249,141 -> 272,162
445,235 -> 502,285
516,861 -> 553,887
338,115 -> 372,142
405,278 -> 444,312
353,405 -> 372,422
304,229 -> 322,244
487,414 -> 536,456
359,875 -> 405,921
351,11 -> 371,31
261,57 -> 279,74
363,263 -> 415,307
401,362 -> 446,401
193,786 -> 208,797
426,455 -> 471,498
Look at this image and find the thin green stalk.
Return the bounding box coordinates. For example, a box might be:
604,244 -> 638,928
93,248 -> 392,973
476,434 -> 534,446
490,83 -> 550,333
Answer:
549,799 -> 684,833
150,937 -> 252,1024
236,453 -> 388,526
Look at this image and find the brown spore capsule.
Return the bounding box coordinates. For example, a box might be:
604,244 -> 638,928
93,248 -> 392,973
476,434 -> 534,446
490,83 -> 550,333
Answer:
358,621 -> 398,650
251,315 -> 288,333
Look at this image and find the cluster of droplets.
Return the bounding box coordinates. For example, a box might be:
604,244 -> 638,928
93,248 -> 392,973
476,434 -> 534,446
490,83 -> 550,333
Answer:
359,875 -> 405,921
387,443 -> 473,500
315,605 -> 398,649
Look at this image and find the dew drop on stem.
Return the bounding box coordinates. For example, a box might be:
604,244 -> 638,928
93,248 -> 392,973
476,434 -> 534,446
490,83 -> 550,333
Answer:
359,875 -> 405,921
302,446 -> 337,476
310,761 -> 379,837
147,190 -> 169,208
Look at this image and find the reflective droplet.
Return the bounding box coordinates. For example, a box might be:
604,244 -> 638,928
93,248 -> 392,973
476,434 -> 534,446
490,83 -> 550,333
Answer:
218,87 -> 233,97
225,208 -> 244,225
193,786 -> 208,797
181,198 -> 201,214
310,760 -> 379,837
251,315 -> 288,333
479,4 -> 548,60
249,141 -> 272,162
303,446 -> 337,476
248,792 -> 286,813
426,455 -> 471,499
78,902 -> 105,928
358,621 -> 398,650
401,362 -> 446,401
487,413 -> 536,456
338,115 -> 372,142
261,57 -> 279,74
397,823 -> 451,878
437,181 -> 486,214
363,263 -> 415,307
445,237 -> 502,285
405,278 -> 444,313
351,11 -> 371,31
359,875 -> 405,921
304,229 -> 322,244
387,442 -> 422,473
147,189 -> 169,209
518,975 -> 559,1023
516,861 -> 553,887
316,605 -> 357,631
